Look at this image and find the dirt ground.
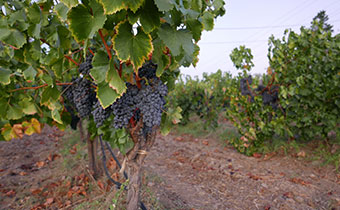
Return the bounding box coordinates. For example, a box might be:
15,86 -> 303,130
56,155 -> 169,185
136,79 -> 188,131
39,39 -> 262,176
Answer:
0,126 -> 340,210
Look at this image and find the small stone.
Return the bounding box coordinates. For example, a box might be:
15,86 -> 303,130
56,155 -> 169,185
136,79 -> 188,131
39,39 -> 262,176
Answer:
295,196 -> 304,203
310,174 -> 316,179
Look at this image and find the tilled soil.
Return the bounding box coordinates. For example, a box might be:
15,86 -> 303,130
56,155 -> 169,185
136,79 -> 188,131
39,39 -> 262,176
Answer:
144,134 -> 340,210
0,126 -> 64,210
0,127 -> 339,210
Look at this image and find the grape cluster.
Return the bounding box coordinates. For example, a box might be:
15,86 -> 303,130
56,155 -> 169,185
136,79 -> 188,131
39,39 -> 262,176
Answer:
63,59 -> 168,133
138,61 -> 157,79
137,80 -> 166,128
111,63 -> 168,135
240,75 -> 253,96
64,103 -> 80,130
239,75 -> 279,110
111,84 -> 139,129
92,100 -> 112,127
72,78 -> 96,118
78,54 -> 93,75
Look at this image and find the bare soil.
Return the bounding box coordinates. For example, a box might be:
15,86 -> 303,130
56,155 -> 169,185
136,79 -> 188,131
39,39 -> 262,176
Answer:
0,126 -> 340,210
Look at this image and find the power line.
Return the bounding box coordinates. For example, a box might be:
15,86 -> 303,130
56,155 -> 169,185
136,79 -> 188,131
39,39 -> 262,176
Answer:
199,39 -> 267,45
214,24 -> 303,30
213,19 -> 340,31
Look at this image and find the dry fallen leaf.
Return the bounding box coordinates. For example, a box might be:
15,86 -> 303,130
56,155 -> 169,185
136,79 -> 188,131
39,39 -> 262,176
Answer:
19,171 -> 28,176
36,161 -> 45,168
5,189 -> 16,197
290,177 -> 310,185
31,188 -> 43,195
44,198 -> 54,206
283,191 -> 294,198
174,137 -> 183,141
202,140 -> 209,145
253,153 -> 262,158
97,180 -> 105,191
108,157 -> 117,170
297,150 -> 306,157
69,145 -> 77,154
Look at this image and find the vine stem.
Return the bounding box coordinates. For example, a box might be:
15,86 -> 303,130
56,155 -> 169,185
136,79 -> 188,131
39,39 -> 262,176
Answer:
88,48 -> 95,56
64,55 -> 79,66
98,29 -> 112,59
10,82 -> 72,92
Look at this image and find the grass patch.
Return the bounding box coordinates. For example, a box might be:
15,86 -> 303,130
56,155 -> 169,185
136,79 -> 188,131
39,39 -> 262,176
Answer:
173,115 -> 240,149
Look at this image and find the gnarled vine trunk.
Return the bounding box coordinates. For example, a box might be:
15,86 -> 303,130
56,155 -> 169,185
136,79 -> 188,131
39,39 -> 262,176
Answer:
126,122 -> 157,210
87,134 -> 100,179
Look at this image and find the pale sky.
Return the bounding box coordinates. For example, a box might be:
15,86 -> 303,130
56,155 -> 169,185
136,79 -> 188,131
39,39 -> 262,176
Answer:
181,0 -> 340,78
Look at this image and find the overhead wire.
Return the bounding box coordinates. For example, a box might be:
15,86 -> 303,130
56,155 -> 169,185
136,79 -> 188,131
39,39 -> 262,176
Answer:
203,0 -> 316,72
189,0 -> 340,74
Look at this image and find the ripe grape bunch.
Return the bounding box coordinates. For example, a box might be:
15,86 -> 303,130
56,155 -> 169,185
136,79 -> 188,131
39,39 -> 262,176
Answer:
63,57 -> 168,134
63,77 -> 96,119
240,75 -> 253,96
239,75 -> 279,110
78,53 -> 93,75
110,62 -> 168,135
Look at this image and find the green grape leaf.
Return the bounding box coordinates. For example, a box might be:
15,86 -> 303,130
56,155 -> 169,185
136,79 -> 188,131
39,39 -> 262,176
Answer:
0,29 -> 26,49
7,105 -> 23,120
140,0 -> 161,33
154,0 -> 175,11
41,86 -> 60,108
0,99 -> 9,118
28,23 -> 41,39
97,83 -> 119,109
106,59 -> 126,95
68,1 -> 107,41
112,21 -> 153,70
127,10 -> 139,25
60,0 -> 78,8
19,99 -> 37,115
27,3 -> 41,24
158,24 -> 194,56
0,68 -> 11,85
51,58 -> 64,79
55,3 -> 69,21
152,38 -> 170,77
52,109 -> 63,124
160,106 -> 182,136
191,0 -> 202,12
23,66 -> 37,81
213,0 -> 224,10
57,25 -> 72,49
100,0 -> 125,14
201,11 -> 214,31
90,50 -> 110,83
7,10 -> 29,31
100,0 -> 144,14
186,19 -> 203,42
1,124 -> 18,141
160,113 -> 172,136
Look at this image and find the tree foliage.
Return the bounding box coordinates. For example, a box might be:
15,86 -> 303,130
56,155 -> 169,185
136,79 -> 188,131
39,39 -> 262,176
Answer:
226,11 -> 340,155
168,70 -> 231,129
0,0 -> 225,142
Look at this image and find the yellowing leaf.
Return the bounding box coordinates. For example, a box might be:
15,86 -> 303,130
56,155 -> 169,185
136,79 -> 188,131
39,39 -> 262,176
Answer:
106,59 -> 126,95
31,118 -> 42,134
12,124 -> 23,139
52,109 -> 63,124
0,68 -> 11,85
97,83 -> 119,109
1,124 -> 15,141
100,0 -> 144,14
68,1 -> 107,41
112,21 -> 153,71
